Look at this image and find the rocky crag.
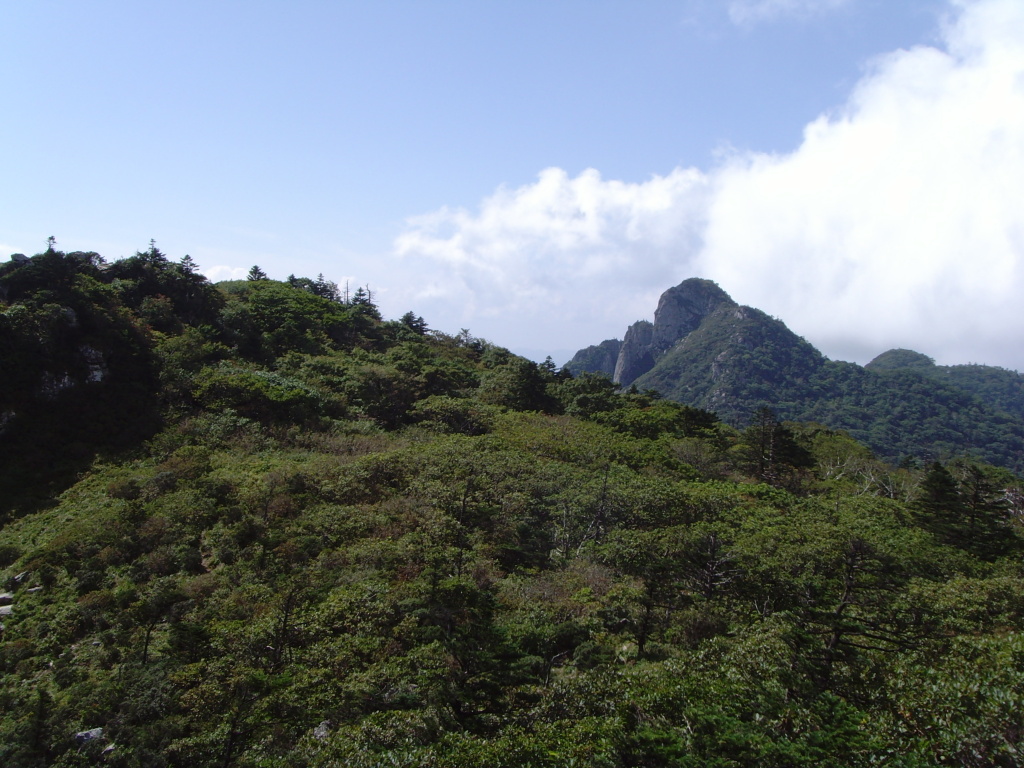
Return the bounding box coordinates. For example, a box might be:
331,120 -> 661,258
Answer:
570,278 -> 737,387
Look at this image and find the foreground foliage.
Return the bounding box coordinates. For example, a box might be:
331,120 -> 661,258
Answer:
2,247 -> 1024,766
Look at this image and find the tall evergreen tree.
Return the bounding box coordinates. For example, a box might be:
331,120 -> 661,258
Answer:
915,461 -> 966,549
955,462 -> 1012,558
914,460 -> 1013,558
740,407 -> 813,487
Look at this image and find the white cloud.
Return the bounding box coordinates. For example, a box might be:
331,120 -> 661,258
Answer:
727,0 -> 851,25
700,0 -> 1024,368
201,265 -> 249,283
394,0 -> 1024,371
393,167 -> 711,344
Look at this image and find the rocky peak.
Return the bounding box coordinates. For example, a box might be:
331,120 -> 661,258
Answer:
651,279 -> 736,353
611,279 -> 735,386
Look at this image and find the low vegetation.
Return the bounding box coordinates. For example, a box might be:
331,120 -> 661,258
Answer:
1,245 -> 1023,766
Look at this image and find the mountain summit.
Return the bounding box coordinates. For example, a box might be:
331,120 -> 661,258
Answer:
567,278 -> 1024,470
613,278 -> 736,386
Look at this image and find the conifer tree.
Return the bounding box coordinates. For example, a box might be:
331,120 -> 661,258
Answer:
915,461 -> 966,549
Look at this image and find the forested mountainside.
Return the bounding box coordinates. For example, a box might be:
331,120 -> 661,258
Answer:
866,348 -> 1024,423
567,279 -> 1024,471
2,247 -> 1024,767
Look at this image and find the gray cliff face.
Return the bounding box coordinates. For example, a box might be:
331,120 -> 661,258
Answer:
613,321 -> 655,385
651,279 -> 736,352
612,279 -> 736,386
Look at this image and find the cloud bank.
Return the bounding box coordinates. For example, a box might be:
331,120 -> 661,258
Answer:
395,0 -> 1024,371
393,167 -> 711,346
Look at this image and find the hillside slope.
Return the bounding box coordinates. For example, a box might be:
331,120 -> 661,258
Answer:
3,248 -> 1024,767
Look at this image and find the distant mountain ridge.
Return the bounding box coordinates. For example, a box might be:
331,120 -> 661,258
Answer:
567,278 -> 1024,470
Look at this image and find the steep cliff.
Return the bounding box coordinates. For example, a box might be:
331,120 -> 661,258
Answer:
612,320 -> 655,385
649,278 -> 736,354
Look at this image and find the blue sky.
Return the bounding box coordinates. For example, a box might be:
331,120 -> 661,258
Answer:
5,0 -> 1024,371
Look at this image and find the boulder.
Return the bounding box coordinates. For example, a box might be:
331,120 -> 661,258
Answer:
75,727 -> 103,744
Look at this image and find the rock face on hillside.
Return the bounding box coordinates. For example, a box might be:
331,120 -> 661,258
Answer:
650,278 -> 736,354
631,303 -> 825,423
568,278 -> 739,387
564,339 -> 621,379
570,276 -> 838,424
612,321 -> 655,385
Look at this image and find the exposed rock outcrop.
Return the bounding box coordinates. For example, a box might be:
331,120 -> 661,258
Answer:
75,727 -> 104,745
650,278 -> 736,353
611,278 -> 736,386
613,321 -> 655,385
80,345 -> 108,383
564,339 -> 622,378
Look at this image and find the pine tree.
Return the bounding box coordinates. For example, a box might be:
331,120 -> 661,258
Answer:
740,407 -> 812,487
399,311 -> 427,334
313,273 -> 340,301
955,462 -> 1012,558
914,462 -> 966,549
915,460 -> 1012,558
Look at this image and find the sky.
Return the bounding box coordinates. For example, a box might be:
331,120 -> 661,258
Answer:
3,0 -> 1024,371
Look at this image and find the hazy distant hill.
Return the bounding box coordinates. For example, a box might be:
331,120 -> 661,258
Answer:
567,278 -> 1024,470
